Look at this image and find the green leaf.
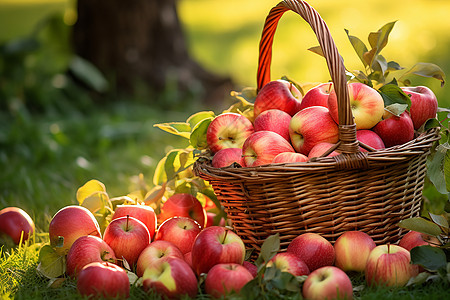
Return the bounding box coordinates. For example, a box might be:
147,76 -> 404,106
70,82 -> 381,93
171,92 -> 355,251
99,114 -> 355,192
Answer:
384,103 -> 408,117
410,245 -> 447,271
428,212 -> 449,229
368,21 -> 396,56
372,55 -> 388,76
423,118 -> 441,131
259,234 -> 280,264
378,82 -> 412,108
69,56 -> 109,93
36,245 -> 66,279
427,144 -> 450,194
153,122 -> 191,139
307,45 -> 324,58
189,118 -> 212,150
387,61 -> 404,71
153,156 -> 167,186
398,217 -> 443,236
345,29 -> 369,67
399,62 -> 446,87
187,111 -> 215,129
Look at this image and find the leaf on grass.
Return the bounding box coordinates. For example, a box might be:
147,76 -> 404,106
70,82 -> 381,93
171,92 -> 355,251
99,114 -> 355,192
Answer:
37,245 -> 66,279
69,56 -> 109,93
406,272 -> 432,286
398,217 -> 442,236
410,245 -> 447,271
80,191 -> 110,214
153,122 -> 191,139
76,179 -> 106,205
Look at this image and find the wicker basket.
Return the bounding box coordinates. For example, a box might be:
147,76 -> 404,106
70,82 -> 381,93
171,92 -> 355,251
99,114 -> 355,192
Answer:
193,0 -> 441,256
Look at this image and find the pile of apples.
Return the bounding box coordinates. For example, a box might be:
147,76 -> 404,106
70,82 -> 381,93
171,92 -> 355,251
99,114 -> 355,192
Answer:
0,200 -> 437,299
207,79 -> 438,167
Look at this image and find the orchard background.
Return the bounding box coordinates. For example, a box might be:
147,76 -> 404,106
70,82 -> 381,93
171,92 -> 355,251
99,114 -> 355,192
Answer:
0,0 -> 449,299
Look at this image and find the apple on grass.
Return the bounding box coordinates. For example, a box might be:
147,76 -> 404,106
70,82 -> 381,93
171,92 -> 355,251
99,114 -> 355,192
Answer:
211,147 -> 244,168
142,256 -> 198,299
191,226 -> 246,276
205,263 -> 254,298
287,232 -> 335,272
333,230 -> 376,272
66,235 -> 117,278
206,112 -> 254,154
242,131 -> 295,167
0,207 -> 35,245
267,252 -> 310,276
328,82 -> 385,130
111,204 -> 157,240
398,230 -> 440,251
77,261 -> 130,299
158,193 -> 207,228
254,79 -> 303,118
302,266 -> 353,300
289,106 -> 339,155
103,216 -> 151,268
253,109 -> 292,142
308,142 -> 340,159
365,244 -> 419,287
49,205 -> 102,256
373,111 -> 414,148
401,86 -> 438,130
136,240 -> 184,277
299,82 -> 333,111
356,130 -> 385,152
154,216 -> 202,255
272,152 -> 308,164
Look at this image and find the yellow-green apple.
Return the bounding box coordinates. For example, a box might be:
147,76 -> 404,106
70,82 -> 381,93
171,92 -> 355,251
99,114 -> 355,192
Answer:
272,152 -> 308,164
401,86 -> 438,130
253,109 -> 292,142
328,82 -> 384,129
49,205 -> 101,256
158,193 -> 207,228
398,230 -> 440,251
103,216 -> 151,268
154,217 -> 202,255
242,131 -> 295,167
299,82 -> 333,111
77,262 -> 129,299
191,226 -> 246,275
112,204 -> 157,240
142,256 -> 198,299
373,111 -> 414,148
205,263 -> 253,298
66,235 -> 117,278
356,130 -> 385,152
136,240 -> 184,277
334,231 -> 376,272
287,232 -> 335,271
307,142 -> 340,159
302,266 -> 353,300
206,112 -> 254,154
267,252 -> 310,276
211,147 -> 244,168
242,261 -> 258,278
254,79 -> 303,118
289,106 -> 339,155
365,244 -> 419,287
0,207 -> 35,245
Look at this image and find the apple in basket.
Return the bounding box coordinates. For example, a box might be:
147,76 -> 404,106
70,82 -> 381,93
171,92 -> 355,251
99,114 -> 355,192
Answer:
136,240 -> 184,277
302,266 -> 353,300
356,129 -> 385,152
0,207 -> 35,245
328,82 -> 385,130
242,131 -> 295,167
253,108 -> 292,142
272,152 -> 309,164
289,106 -> 339,155
206,112 -> 254,154
158,193 -> 207,228
205,263 -> 254,298
373,111 -> 414,148
298,82 -> 333,110
333,230 -> 376,272
253,79 -> 303,118
211,147 -> 244,168
308,142 -> 340,159
401,86 -> 438,130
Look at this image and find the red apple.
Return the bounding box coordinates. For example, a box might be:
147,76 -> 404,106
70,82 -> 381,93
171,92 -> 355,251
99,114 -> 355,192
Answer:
242,261 -> 258,278
136,240 -> 184,277
373,111 -> 414,148
289,106 -> 339,155
328,82 -> 384,129
356,130 -> 385,152
205,263 -> 253,298
184,251 -> 193,268
158,193 -> 207,228
103,216 -> 151,268
308,142 -> 340,159
365,244 -> 419,287
191,226 -> 246,275
267,252 -> 310,276
334,231 -> 376,272
254,79 -> 303,118
112,204 -> 157,240
253,109 -> 292,142
49,205 -> 102,256
142,256 -> 198,299
206,112 -> 254,154
211,147 -> 244,168
401,86 -> 438,130
302,266 -> 353,300
66,235 -> 117,278
272,152 -> 308,164
398,230 -> 440,251
287,233 -> 335,272
242,131 -> 295,167
299,82 -> 333,110
154,216 -> 202,255
0,207 -> 35,245
77,261 -> 129,299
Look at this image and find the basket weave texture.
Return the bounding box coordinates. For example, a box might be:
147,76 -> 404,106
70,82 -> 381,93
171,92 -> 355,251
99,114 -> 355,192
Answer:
193,0 -> 441,256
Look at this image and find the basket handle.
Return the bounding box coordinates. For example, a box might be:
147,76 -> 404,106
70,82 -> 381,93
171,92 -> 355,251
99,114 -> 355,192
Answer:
257,0 -> 364,157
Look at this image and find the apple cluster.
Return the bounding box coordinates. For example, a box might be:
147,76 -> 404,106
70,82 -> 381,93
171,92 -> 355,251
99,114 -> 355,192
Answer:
207,79 -> 438,168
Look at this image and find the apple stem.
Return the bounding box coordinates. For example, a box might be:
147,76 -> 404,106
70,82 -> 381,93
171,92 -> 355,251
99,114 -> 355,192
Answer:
387,243 -> 390,254
126,215 -> 130,232
222,229 -> 229,244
